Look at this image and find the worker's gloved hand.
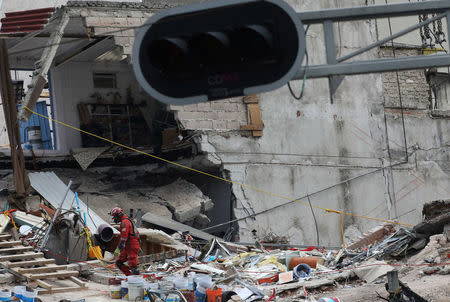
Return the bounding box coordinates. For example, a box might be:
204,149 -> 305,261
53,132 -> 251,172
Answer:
118,241 -> 125,251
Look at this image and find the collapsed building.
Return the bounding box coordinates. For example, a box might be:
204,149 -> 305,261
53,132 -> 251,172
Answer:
0,0 -> 449,249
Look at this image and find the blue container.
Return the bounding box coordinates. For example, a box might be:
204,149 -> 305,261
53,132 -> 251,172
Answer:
293,263 -> 311,279
195,290 -> 207,302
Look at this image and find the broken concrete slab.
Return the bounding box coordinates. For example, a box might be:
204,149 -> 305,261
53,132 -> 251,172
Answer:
144,178 -> 213,223
142,212 -> 216,241
353,259 -> 395,283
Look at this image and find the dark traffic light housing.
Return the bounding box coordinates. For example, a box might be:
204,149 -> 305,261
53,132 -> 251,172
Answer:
133,0 -> 306,105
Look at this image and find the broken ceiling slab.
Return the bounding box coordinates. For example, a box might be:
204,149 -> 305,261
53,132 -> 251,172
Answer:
141,212 -> 216,242
145,178 -> 213,223
353,259 -> 395,283
71,147 -> 108,171
28,171 -> 119,235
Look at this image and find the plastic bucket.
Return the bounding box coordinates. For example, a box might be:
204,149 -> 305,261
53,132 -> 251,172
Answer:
128,282 -> 144,301
110,285 -> 121,299
21,288 -> 38,302
194,275 -> 212,290
0,289 -> 11,301
166,294 -> 181,302
317,298 -> 340,302
121,280 -> 129,300
174,277 -> 189,290
13,286 -> 25,300
195,290 -> 207,302
293,263 -> 311,279
127,275 -> 143,284
206,288 -> 222,302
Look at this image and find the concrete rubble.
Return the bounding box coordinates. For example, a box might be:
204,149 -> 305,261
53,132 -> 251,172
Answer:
0,192 -> 448,302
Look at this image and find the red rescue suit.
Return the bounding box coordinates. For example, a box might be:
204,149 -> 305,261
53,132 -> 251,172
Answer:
116,214 -> 140,276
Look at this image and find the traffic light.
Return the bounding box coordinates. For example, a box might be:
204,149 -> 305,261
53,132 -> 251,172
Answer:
132,0 -> 306,105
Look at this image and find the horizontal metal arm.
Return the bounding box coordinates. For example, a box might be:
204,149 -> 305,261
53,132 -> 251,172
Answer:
295,54 -> 450,79
337,12 -> 446,63
298,0 -> 450,24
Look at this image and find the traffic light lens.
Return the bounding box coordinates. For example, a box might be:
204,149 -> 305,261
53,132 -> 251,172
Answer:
190,32 -> 231,66
232,25 -> 274,61
149,38 -> 188,74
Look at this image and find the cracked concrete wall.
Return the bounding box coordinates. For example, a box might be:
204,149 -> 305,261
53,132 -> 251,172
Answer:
192,0 -> 450,246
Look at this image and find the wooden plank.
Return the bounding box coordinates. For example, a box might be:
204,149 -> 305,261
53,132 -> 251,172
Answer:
7,258 -> 55,268
69,276 -> 86,287
0,234 -> 12,241
27,270 -> 79,280
0,246 -> 33,254
252,131 -> 263,137
0,240 -> 22,248
36,279 -> 53,290
18,265 -> 66,274
243,94 -> 259,103
248,103 -> 263,125
240,124 -> 264,131
38,286 -> 85,294
0,252 -> 43,261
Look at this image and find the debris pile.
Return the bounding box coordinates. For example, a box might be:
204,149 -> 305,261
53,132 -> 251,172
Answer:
0,173 -> 448,302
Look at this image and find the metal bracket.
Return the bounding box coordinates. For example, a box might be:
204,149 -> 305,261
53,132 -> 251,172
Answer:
296,1 -> 450,101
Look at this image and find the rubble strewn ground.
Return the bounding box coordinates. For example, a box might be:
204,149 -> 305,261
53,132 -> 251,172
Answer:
0,170 -> 449,302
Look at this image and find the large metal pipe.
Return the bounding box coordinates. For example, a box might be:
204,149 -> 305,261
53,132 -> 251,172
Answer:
97,224 -> 114,242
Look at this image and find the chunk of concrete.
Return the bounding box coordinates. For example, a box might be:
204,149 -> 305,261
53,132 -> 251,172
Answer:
145,178 -> 213,223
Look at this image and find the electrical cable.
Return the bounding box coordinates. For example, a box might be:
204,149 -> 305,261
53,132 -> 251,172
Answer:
287,25 -> 310,100
287,51 -> 308,100
385,0 -> 409,163
306,194 -> 320,247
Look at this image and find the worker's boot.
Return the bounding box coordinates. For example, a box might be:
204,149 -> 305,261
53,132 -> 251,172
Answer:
130,267 -> 140,275
116,260 -> 131,276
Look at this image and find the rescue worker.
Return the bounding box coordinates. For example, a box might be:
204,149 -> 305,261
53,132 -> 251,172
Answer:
109,207 -> 140,276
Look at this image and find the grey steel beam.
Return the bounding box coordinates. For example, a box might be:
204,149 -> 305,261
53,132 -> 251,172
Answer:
323,20 -> 344,102
337,13 -> 446,63
298,0 -> 450,24
295,54 -> 450,79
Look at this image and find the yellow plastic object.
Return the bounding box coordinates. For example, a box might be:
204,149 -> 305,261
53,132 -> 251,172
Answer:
257,255 -> 286,272
0,214 -> 10,233
89,246 -> 103,260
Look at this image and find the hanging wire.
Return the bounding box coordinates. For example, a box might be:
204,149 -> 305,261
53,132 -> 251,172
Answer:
385,0 -> 409,163
287,25 -> 310,100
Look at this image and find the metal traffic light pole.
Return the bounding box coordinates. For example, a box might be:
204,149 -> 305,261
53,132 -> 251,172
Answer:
132,0 -> 450,105
294,0 -> 450,101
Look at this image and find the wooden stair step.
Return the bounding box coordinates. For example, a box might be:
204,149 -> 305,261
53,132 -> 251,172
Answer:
0,234 -> 12,241
0,246 -> 33,254
18,265 -> 67,274
27,270 -> 79,280
7,258 -> 55,268
37,286 -> 85,294
0,252 -> 43,261
0,240 -> 22,248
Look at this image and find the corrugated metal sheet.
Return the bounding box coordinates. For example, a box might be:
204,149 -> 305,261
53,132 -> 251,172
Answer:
28,172 -> 119,234
0,7 -> 55,33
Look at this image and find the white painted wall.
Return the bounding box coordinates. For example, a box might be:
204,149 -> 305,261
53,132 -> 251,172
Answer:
196,0 -> 450,246
50,61 -> 142,153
